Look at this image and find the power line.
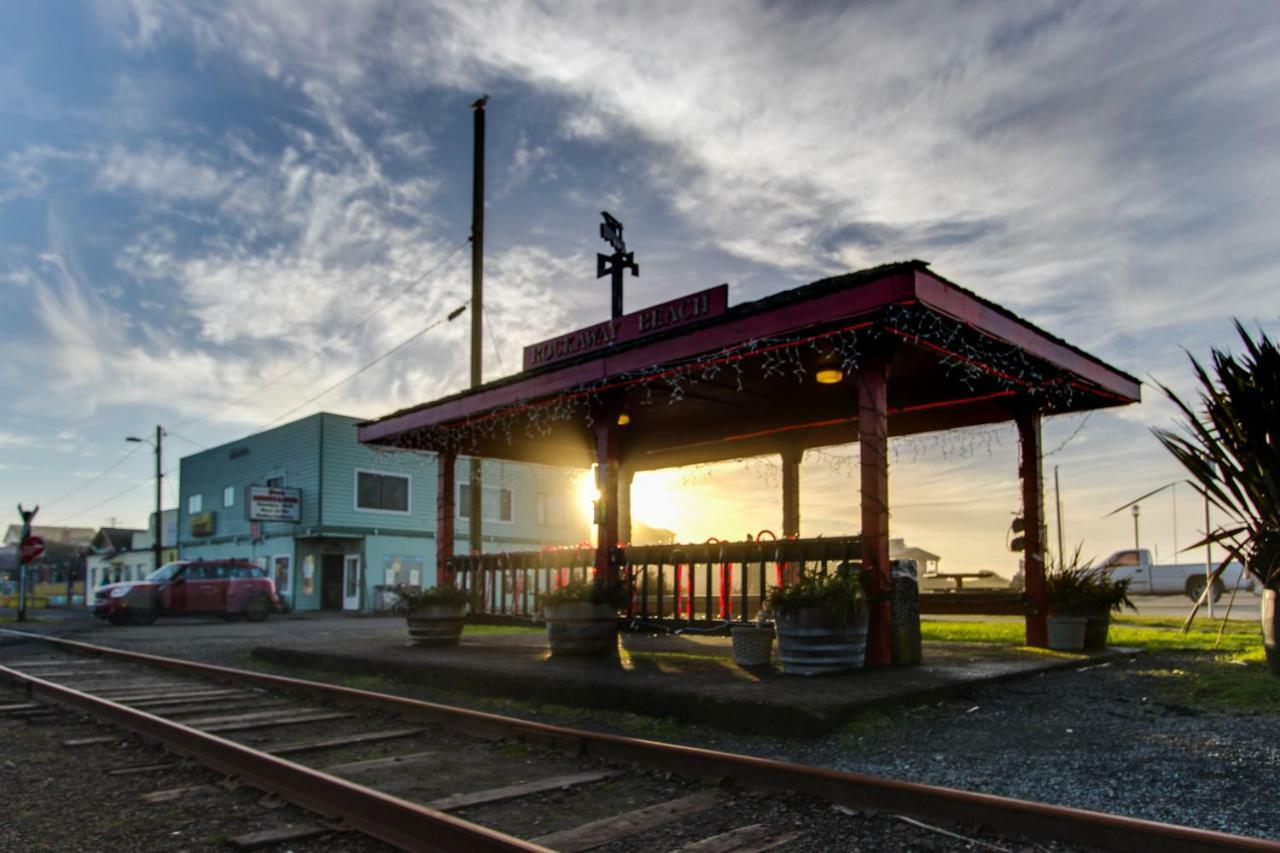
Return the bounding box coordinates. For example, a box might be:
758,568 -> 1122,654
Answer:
39,443 -> 146,509
171,239 -> 469,432
484,304 -> 507,375
48,466 -> 179,527
259,300 -> 470,430
164,429 -> 207,451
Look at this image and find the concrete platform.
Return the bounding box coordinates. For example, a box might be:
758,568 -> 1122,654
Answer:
252,629 -> 1135,737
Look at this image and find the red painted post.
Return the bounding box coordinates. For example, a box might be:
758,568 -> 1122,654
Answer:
1017,409 -> 1049,647
436,449 -> 457,586
619,467 -> 634,545
858,354 -> 893,667
593,418 -> 622,581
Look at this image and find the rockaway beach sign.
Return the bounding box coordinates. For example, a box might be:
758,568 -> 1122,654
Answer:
522,284 -> 729,370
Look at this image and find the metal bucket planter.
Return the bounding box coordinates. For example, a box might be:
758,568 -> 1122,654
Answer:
405,604 -> 467,647
1262,589 -> 1279,676
774,606 -> 869,675
730,625 -> 775,667
1047,615 -> 1088,651
1083,609 -> 1111,651
545,602 -> 619,656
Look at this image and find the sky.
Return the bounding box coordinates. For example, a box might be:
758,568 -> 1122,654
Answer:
3,1 -> 1279,574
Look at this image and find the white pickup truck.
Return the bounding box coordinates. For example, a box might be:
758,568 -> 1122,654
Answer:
1100,549 -> 1257,602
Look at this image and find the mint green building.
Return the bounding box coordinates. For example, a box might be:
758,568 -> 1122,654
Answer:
177,413 -> 587,612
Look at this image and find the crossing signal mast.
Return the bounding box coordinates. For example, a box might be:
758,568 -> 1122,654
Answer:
596,211 -> 638,319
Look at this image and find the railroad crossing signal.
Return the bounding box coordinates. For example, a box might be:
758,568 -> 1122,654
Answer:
596,211 -> 638,319
20,536 -> 44,562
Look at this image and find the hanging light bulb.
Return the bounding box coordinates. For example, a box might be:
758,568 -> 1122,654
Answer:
814,348 -> 843,384
617,413 -> 631,426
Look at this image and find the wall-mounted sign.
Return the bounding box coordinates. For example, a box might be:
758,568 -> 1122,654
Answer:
246,486 -> 302,523
190,512 -> 216,537
522,284 -> 728,371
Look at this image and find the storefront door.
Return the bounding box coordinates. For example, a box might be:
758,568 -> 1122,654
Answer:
343,555 -> 361,611
320,553 -> 344,610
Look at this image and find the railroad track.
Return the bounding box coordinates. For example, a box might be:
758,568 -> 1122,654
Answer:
1,631 -> 1276,853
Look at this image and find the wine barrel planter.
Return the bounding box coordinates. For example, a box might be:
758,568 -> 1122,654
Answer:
1262,589 -> 1279,676
730,625 -> 775,668
405,604 -> 467,647
1047,615 -> 1088,651
774,606 -> 869,675
545,602 -> 619,655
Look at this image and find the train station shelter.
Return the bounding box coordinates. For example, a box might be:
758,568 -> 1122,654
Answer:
359,260 -> 1141,665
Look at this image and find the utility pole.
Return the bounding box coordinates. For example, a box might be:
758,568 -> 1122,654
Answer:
1053,465 -> 1065,568
468,96 -> 487,555
127,426 -> 164,572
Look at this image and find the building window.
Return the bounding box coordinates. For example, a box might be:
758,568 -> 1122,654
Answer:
188,494 -> 202,514
355,470 -> 410,513
223,486 -> 235,508
458,485 -> 514,522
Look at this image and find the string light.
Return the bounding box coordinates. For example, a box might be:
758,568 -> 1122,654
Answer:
376,302 -> 1106,458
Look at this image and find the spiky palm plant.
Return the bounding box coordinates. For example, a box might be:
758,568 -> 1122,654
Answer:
1153,322 -> 1280,592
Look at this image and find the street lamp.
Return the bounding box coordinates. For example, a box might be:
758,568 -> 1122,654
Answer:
127,426 -> 165,573
1131,503 -> 1140,551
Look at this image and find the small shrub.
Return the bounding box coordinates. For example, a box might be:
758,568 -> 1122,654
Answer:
1045,546 -> 1134,615
765,570 -> 866,630
393,584 -> 469,613
539,579 -> 629,610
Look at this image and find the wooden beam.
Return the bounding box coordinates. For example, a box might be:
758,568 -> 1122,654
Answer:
619,467 -> 634,545
1017,409 -> 1048,647
859,353 -> 892,667
781,447 -> 801,538
592,396 -> 626,580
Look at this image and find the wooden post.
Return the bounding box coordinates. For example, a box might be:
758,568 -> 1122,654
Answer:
781,447 -> 801,538
858,354 -> 892,667
619,467 -> 634,545
593,421 -> 621,580
436,449 -> 457,587
1017,409 -> 1048,647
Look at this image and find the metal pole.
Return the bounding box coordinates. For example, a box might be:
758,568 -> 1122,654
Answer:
1204,488 -> 1215,619
1053,465 -> 1065,568
468,96 -> 487,555
16,505 -> 36,623
155,425 -> 163,572
1132,504 -> 1140,551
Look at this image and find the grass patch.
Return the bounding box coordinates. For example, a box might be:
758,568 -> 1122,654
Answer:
463,624 -> 544,636
922,614 -> 1264,656
1142,653 -> 1278,713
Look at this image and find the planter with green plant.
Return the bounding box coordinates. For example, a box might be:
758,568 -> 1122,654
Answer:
540,579 -> 626,655
394,585 -> 470,647
765,571 -> 868,675
1154,323 -> 1280,675
1044,547 -> 1135,650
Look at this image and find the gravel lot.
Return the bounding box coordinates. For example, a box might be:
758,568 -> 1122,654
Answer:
4,613 -> 1276,847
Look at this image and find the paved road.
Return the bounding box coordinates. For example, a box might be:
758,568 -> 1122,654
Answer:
1128,592 -> 1260,621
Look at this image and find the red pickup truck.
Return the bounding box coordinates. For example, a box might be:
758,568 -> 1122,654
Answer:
93,559 -> 281,625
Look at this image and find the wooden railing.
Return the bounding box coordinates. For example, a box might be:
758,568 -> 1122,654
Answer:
449,536 -> 865,626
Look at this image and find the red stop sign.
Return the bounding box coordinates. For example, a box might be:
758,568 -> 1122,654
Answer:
20,536 -> 45,562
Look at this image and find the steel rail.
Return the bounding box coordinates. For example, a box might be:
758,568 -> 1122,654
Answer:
0,661 -> 549,853
5,630 -> 1279,853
